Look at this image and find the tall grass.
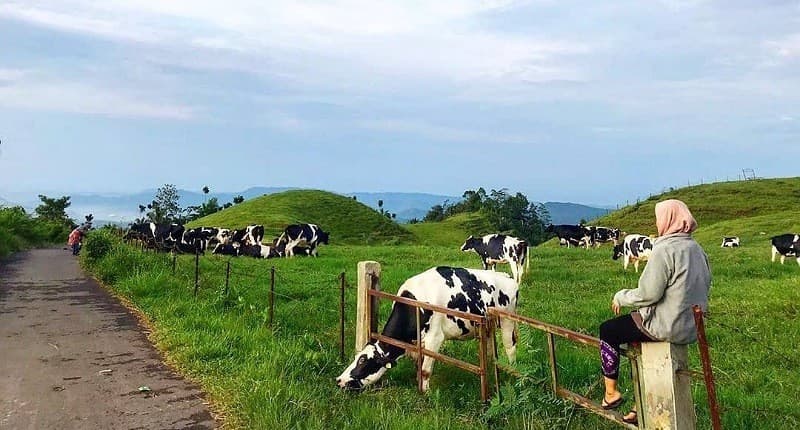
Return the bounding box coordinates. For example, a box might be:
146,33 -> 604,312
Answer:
83,222 -> 800,429
0,206 -> 72,258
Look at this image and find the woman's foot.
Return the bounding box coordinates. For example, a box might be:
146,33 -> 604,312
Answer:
622,410 -> 638,425
601,392 -> 624,410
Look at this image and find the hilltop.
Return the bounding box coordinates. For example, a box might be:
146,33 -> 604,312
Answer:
405,212 -> 494,246
187,190 -> 414,245
591,177 -> 800,236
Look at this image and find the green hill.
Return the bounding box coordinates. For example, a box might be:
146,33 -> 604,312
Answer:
187,190 -> 414,245
405,212 -> 494,246
592,177 -> 800,236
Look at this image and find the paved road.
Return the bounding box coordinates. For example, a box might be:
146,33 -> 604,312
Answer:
0,248 -> 217,430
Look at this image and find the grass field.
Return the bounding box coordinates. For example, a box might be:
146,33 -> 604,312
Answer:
80,178 -> 800,429
84,220 -> 800,429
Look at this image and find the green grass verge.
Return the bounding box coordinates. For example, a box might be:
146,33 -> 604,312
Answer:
186,190 -> 414,245
83,221 -> 800,429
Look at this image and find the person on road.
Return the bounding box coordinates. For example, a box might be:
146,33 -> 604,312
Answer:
598,199 -> 711,425
68,227 -> 85,256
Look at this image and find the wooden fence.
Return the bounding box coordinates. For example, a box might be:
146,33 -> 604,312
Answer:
355,261 -> 716,430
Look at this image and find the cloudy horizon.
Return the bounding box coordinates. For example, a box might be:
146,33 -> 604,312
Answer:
1,1 -> 798,204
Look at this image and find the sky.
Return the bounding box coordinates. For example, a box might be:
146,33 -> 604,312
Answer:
0,0 -> 798,205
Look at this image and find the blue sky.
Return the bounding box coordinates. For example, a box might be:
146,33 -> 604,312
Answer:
0,0 -> 798,205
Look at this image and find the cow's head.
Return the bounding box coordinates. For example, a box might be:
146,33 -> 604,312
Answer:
460,235 -> 479,252
336,342 -> 395,391
319,230 -> 330,245
612,243 -> 624,260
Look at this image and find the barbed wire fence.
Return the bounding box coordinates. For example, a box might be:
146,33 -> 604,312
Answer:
164,249 -> 354,364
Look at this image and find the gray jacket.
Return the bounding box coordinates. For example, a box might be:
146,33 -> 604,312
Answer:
613,233 -> 711,344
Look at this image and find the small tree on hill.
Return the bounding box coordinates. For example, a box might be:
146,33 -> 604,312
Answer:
35,195 -> 74,226
144,184 -> 182,224
233,195 -> 245,204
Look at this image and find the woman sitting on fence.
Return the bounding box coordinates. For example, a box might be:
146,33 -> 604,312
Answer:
599,199 -> 711,424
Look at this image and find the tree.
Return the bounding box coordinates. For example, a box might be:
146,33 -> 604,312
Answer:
185,197 -> 222,221
144,184 -> 182,224
202,185 -> 210,195
223,202 -> 233,209
233,195 -> 245,204
35,195 -> 73,226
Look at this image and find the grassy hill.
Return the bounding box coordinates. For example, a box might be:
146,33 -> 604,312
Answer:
405,212 -> 494,246
592,177 -> 800,236
187,190 -> 414,245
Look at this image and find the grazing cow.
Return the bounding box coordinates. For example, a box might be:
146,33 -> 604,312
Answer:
591,227 -> 621,247
239,244 -> 279,259
212,243 -> 240,256
771,234 -> 800,265
183,227 -> 221,251
277,224 -> 329,257
460,234 -> 528,283
612,234 -> 653,272
214,228 -> 232,245
546,224 -> 593,249
721,236 -> 740,248
336,267 -> 518,392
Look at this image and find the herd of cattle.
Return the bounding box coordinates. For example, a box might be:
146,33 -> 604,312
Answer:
123,222 -> 330,259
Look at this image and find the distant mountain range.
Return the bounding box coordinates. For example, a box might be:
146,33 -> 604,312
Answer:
0,188 -> 609,226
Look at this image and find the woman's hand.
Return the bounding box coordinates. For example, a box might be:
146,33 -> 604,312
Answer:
611,299 -> 621,316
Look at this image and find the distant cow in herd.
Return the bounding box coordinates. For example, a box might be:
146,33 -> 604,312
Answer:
771,234 -> 800,265
460,234 -> 528,283
612,234 -> 653,272
276,223 -> 330,257
336,267 -> 518,392
721,236 -> 740,248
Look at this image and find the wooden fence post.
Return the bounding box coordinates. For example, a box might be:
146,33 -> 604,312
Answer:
638,342 -> 696,430
339,271 -> 346,363
356,261 -> 381,351
269,266 -> 275,328
193,250 -> 200,297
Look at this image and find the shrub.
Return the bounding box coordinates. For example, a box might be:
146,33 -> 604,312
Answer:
82,230 -> 114,262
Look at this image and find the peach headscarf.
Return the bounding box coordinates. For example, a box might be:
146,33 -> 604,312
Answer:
655,199 -> 698,236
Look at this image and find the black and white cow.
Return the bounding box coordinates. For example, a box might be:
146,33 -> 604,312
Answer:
460,234 -> 528,283
125,222 -> 184,250
212,243 -> 240,256
591,227 -> 621,247
546,224 -> 593,249
239,244 -> 279,259
336,267 -> 518,392
771,234 -> 800,265
612,234 -> 653,272
721,236 -> 740,248
231,225 -> 265,246
277,223 -> 329,257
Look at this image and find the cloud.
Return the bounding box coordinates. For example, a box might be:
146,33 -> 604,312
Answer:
0,77 -> 195,120
1,1 -> 589,85
360,118 -> 533,145
765,33 -> 800,59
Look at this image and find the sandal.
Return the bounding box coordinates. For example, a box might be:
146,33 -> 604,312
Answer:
622,410 -> 638,425
601,395 -> 624,410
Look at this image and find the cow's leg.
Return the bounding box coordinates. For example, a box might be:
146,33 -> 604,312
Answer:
772,246 -> 778,263
781,255 -> 786,264
623,256 -> 629,271
634,260 -> 640,273
796,256 -> 800,267
509,261 -> 520,284
482,259 -> 489,270
500,317 -> 518,364
419,329 -> 445,392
